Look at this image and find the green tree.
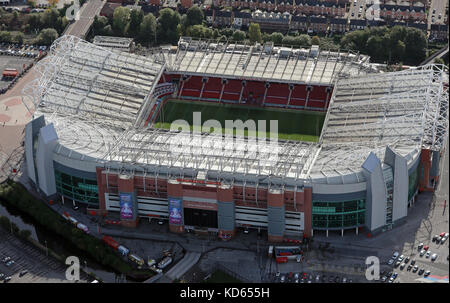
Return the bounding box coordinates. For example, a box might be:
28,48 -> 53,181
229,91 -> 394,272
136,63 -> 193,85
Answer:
112,6 -> 130,36
232,30 -> 246,42
295,34 -> 311,46
40,8 -> 60,29
185,5 -> 204,28
127,9 -> 144,38
311,35 -> 320,46
138,13 -> 156,46
269,32 -> 283,45
248,23 -> 262,44
157,8 -> 181,44
0,31 -> 12,43
404,28 -> 427,65
14,32 -> 24,44
36,28 -> 59,45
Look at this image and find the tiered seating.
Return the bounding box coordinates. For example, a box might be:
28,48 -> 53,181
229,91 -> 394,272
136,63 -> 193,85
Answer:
289,84 -> 307,106
179,76 -> 203,98
308,86 -> 329,102
222,79 -> 242,102
264,83 -> 290,106
201,77 -> 222,99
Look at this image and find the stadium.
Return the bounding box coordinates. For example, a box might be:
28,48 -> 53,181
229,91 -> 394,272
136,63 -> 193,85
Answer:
22,35 -> 448,242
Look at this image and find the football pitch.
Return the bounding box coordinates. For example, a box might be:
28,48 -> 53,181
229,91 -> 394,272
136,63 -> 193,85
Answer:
153,99 -> 326,142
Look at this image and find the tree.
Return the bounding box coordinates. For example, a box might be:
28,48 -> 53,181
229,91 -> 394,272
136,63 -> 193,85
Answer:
157,8 -> 181,44
36,28 -> 59,45
311,35 -> 320,46
269,32 -> 283,45
138,13 -> 156,46
14,32 -> 24,44
112,6 -> 130,36
232,30 -> 246,42
0,31 -> 12,43
404,28 -> 427,65
40,8 -> 60,29
127,9 -> 144,38
185,5 -> 204,27
248,23 -> 262,44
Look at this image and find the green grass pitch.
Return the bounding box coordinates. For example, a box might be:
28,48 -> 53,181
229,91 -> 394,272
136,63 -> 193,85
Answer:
153,99 -> 326,142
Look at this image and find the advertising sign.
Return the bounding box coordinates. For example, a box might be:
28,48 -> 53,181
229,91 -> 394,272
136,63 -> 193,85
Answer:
120,193 -> 133,220
169,198 -> 182,225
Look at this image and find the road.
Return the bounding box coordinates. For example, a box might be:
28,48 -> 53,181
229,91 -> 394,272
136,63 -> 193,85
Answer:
64,0 -> 106,39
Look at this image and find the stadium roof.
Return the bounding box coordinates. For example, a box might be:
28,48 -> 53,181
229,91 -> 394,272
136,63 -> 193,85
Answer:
165,37 -> 374,86
23,36 -> 449,186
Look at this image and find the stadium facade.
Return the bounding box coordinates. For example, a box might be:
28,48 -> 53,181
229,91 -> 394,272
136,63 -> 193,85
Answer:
22,36 -> 449,241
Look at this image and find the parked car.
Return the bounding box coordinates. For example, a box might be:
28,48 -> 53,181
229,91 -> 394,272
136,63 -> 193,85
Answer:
381,276 -> 387,282
399,263 -> 406,270
431,253 -> 438,261
394,261 -> 401,268
404,257 -> 410,264
19,270 -> 28,277
3,276 -> 11,283
424,270 -> 431,277
407,264 -> 412,271
426,251 -> 431,258
433,235 -> 439,242
392,252 -> 399,259
412,265 -> 419,273
418,268 -> 424,275
424,245 -> 429,251
280,275 -> 285,283
411,259 -> 416,266
6,260 -> 14,266
420,250 -> 426,256
0,273 -> 4,281
398,255 -> 404,262
388,259 -> 394,265
418,243 -> 424,250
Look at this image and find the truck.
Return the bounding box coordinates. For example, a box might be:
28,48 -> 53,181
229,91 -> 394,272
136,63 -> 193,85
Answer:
117,245 -> 130,256
128,254 -> 145,267
76,223 -> 89,233
102,236 -> 119,251
157,256 -> 172,269
68,217 -> 78,226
